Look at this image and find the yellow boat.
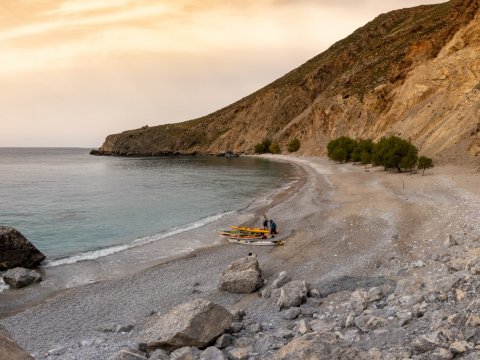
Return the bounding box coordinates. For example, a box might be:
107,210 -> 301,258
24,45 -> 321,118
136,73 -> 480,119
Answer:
230,226 -> 270,234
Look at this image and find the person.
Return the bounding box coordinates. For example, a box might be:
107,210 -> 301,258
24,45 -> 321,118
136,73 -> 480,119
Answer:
269,219 -> 278,236
262,214 -> 269,230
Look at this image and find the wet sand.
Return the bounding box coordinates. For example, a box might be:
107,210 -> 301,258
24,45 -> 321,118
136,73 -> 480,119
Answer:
1,156 -> 479,359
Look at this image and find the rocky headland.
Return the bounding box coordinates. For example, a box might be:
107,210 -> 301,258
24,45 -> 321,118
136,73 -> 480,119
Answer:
93,0 -> 480,164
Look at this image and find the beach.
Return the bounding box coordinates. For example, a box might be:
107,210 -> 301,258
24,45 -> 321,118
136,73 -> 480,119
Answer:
1,155 -> 480,359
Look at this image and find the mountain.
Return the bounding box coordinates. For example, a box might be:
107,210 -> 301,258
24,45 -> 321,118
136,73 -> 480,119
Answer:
94,0 -> 480,163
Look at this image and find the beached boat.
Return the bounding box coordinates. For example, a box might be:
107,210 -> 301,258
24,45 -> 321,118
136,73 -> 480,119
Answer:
227,237 -> 283,246
230,226 -> 270,234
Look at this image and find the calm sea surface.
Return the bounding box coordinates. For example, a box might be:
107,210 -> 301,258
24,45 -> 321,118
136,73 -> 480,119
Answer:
0,148 -> 294,262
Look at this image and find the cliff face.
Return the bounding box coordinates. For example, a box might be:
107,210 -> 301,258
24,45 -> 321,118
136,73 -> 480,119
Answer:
96,0 -> 480,162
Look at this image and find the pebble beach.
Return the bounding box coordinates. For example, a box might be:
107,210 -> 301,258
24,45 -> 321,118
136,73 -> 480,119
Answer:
1,155 -> 480,359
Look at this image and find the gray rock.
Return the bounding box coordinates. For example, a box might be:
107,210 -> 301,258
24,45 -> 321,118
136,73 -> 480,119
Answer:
449,340 -> 472,354
3,267 -> 42,288
228,322 -> 243,334
215,334 -> 233,349
277,281 -> 308,309
354,315 -> 388,332
200,347 -> 227,360
170,346 -> 201,360
219,256 -> 264,294
109,349 -> 147,360
245,323 -> 262,334
272,271 -> 291,289
137,299 -> 233,352
0,325 -> 33,360
310,318 -> 335,333
0,226 -> 46,270
148,349 -> 169,360
116,324 -> 134,333
349,290 -> 368,314
430,348 -> 453,360
412,332 -> 444,353
445,234 -> 457,247
297,319 -> 311,335
47,346 -> 67,356
281,307 -> 301,320
367,287 -> 384,302
254,335 -> 285,355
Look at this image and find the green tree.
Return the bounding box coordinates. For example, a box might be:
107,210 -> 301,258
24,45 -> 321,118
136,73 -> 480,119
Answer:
327,136 -> 356,162
254,138 -> 272,154
287,138 -> 301,153
372,136 -> 418,172
269,143 -> 281,154
352,139 -> 374,163
418,156 -> 434,175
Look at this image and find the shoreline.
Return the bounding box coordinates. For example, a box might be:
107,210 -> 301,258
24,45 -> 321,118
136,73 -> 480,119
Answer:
1,155 -> 480,359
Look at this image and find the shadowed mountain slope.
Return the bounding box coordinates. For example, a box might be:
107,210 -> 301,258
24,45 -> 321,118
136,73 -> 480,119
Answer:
95,0 -> 480,163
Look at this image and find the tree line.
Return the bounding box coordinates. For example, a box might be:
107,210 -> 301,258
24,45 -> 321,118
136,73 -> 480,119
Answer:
327,135 -> 434,174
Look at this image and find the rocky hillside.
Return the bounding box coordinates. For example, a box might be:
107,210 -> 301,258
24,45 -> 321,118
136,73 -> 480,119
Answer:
94,0 -> 480,162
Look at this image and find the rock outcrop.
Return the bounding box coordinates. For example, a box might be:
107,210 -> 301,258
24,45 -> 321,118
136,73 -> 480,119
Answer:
219,256 -> 264,294
94,0 -> 480,163
0,326 -> 33,360
3,267 -> 42,288
138,299 -> 233,352
0,226 -> 45,270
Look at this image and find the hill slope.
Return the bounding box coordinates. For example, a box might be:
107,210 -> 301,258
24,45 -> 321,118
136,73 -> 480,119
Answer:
95,0 -> 480,162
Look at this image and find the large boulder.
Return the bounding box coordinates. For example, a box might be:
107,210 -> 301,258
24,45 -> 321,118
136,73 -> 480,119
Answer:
219,256 -> 263,294
0,325 -> 33,360
138,299 -> 233,352
277,281 -> 309,309
0,227 -> 45,270
3,267 -> 42,288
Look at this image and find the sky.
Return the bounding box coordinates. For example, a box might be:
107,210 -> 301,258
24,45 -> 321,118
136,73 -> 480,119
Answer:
0,0 -> 445,147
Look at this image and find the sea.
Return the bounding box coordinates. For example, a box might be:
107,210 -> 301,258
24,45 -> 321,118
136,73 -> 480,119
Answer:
0,148 -> 296,293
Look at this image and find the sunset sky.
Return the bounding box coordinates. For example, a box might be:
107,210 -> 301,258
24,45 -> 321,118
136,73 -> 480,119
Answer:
1,0 -> 445,147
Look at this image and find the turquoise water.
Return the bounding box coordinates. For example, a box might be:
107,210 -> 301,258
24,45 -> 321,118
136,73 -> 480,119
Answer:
0,148 -> 294,261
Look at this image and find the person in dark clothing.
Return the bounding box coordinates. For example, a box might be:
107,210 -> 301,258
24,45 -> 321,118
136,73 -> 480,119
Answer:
269,219 -> 278,236
262,214 -> 269,230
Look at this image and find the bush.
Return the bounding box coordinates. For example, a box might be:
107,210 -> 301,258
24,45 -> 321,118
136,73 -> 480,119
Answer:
287,138 -> 301,153
372,136 -> 418,172
352,139 -> 374,163
418,156 -> 434,175
254,138 -> 272,154
269,143 -> 281,154
327,136 -> 356,162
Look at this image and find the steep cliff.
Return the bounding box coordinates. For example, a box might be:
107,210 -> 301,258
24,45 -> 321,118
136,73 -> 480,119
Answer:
95,0 -> 480,162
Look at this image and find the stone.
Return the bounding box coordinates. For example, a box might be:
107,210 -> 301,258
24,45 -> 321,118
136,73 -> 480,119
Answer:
219,256 -> 264,294
367,287 -> 384,302
254,335 -> 285,355
349,290 -> 368,314
226,347 -> 250,360
148,349 -> 169,360
449,340 -> 471,354
227,322 -> 243,334
47,346 -> 68,356
272,271 -> 291,289
215,334 -> 233,349
277,281 -> 308,309
138,299 -> 233,352
297,319 -> 311,335
354,315 -> 388,332
0,226 -> 46,270
445,234 -> 457,247
0,325 -> 33,360
310,318 -> 335,333
466,314 -> 480,327
200,347 -> 227,360
170,346 -> 201,360
2,267 -> 42,288
412,332 -> 443,353
245,323 -> 262,334
430,348 -> 453,360
282,307 -> 301,320
109,349 -> 147,360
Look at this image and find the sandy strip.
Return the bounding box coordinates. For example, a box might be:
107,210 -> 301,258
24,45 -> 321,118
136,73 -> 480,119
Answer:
1,156 -> 479,359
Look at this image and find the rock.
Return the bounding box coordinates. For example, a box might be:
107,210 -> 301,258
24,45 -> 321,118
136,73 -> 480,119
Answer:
138,299 -> 233,352
277,281 -> 308,309
200,347 -> 227,360
367,287 -> 384,302
445,234 -> 457,247
148,349 -> 169,360
412,332 -> 443,353
349,290 -> 368,314
227,322 -> 243,334
226,347 -> 250,360
354,315 -> 388,332
254,335 -> 285,355
109,349 -> 147,360
117,324 -> 134,333
297,319 -> 311,335
219,256 -> 264,294
0,227 -> 45,270
215,334 -> 233,349
2,267 -> 42,288
281,307 -> 301,320
0,325 -> 33,360
47,346 -> 67,356
430,348 -> 453,360
170,346 -> 201,360
231,309 -> 245,321
449,340 -> 472,354
272,271 -> 291,289
244,323 -> 262,334
466,314 -> 480,327
310,318 -> 335,333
